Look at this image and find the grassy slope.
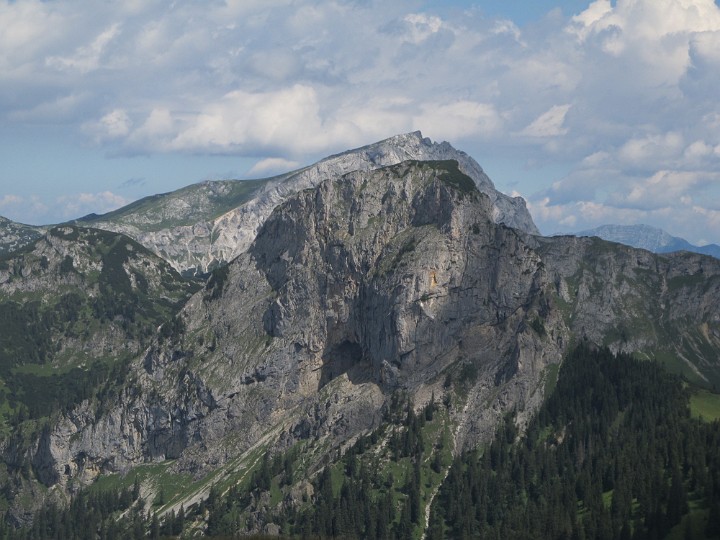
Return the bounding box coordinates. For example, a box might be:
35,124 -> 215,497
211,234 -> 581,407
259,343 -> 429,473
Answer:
78,179 -> 270,232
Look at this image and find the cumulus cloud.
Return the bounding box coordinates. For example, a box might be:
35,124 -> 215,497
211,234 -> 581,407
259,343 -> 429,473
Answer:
1,0 -> 720,243
84,109 -> 133,142
402,13 -> 444,44
0,195 -> 49,225
519,105 -> 572,137
248,158 -> 301,176
609,170 -> 717,209
162,85 -> 353,155
617,132 -> 685,169
56,191 -> 130,219
46,23 -> 121,73
413,101 -> 503,140
0,194 -> 23,210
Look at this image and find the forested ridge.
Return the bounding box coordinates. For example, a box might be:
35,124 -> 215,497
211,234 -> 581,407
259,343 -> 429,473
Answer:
429,344 -> 720,540
5,344 -> 720,539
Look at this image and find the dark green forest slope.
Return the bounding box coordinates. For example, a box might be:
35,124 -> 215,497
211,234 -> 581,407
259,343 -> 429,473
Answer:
8,344 -> 720,540
429,344 -> 720,540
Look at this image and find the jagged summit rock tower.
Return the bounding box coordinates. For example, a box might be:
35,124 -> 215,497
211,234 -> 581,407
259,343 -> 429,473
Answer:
81,131 -> 538,275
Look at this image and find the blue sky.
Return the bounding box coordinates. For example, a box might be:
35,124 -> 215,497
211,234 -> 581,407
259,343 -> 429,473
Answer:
1,0 -> 720,246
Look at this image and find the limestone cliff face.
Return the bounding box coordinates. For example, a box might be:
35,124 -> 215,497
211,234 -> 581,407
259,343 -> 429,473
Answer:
43,161 -> 558,493
38,160 -> 720,511
87,132 -> 538,275
536,235 -> 720,385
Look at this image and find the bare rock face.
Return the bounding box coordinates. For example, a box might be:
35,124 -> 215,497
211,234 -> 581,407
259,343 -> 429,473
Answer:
38,160 -> 720,509
0,217 -> 44,256
43,161 -> 557,490
87,132 -> 538,275
535,235 -> 720,385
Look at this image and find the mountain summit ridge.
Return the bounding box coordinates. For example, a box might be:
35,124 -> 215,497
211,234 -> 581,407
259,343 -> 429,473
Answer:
78,131 -> 539,275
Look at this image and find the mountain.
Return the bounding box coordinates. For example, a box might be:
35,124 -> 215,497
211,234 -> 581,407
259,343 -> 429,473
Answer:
0,216 -> 45,256
576,223 -> 720,259
0,140 -> 719,537
0,225 -> 198,522
43,160 -> 556,498
15,160 -> 717,535
78,132 -> 538,276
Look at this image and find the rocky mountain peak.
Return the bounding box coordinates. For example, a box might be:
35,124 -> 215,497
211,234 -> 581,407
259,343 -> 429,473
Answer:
77,132 -> 538,275
4,157 -> 719,533
41,159 -> 554,492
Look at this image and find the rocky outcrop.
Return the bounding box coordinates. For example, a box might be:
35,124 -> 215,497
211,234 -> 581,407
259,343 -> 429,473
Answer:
42,160 -> 558,491
86,132 -> 538,275
31,160 -> 720,515
0,226 -> 199,522
0,216 -> 44,256
536,235 -> 720,385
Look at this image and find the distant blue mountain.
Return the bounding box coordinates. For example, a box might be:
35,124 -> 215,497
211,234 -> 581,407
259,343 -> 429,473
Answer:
574,224 -> 720,259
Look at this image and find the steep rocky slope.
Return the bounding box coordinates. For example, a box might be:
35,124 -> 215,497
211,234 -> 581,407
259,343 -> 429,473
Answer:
0,226 -> 198,522
537,235 -> 720,385
81,132 -> 538,275
0,216 -> 45,256
34,160 -> 720,524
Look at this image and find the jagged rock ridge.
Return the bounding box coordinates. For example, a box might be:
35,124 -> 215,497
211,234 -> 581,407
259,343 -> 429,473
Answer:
80,132 -> 538,275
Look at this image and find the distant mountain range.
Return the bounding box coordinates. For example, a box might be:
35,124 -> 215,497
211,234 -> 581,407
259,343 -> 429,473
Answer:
574,224 -> 720,259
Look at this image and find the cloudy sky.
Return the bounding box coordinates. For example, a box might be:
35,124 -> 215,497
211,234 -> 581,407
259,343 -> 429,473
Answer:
1,0 -> 719,245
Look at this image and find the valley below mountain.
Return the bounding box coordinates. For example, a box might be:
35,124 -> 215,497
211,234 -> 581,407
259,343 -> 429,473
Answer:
0,134 -> 718,538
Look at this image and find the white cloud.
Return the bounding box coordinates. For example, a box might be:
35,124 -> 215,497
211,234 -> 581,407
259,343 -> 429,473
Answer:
0,1 -> 65,73
46,23 -> 121,73
617,132 -> 685,168
413,101 -> 502,140
56,191 -> 130,219
0,195 -> 48,225
403,13 -> 443,44
131,108 -> 174,141
519,105 -> 572,137
1,0 -> 720,243
85,109 -> 133,141
684,140 -> 714,161
613,170 -> 709,209
0,195 -> 23,209
166,85 -> 335,154
248,158 -> 301,176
